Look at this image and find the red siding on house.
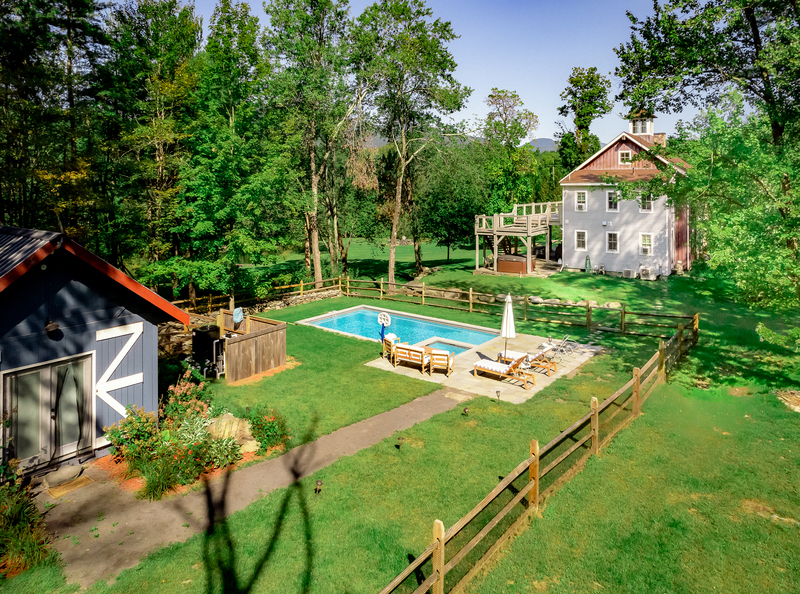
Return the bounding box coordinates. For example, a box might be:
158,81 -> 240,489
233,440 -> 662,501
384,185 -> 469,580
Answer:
584,139 -> 657,171
675,207 -> 691,269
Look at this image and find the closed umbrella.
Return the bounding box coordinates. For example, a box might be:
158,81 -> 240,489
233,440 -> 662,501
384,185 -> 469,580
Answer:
500,294 -> 515,359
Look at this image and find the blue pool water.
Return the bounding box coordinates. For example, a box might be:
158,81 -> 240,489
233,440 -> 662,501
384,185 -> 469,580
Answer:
308,308 -> 496,346
426,341 -> 470,356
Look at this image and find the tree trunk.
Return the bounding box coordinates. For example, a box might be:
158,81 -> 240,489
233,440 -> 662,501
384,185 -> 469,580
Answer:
388,163 -> 404,286
309,121 -> 323,288
304,212 -> 311,272
414,237 -> 422,275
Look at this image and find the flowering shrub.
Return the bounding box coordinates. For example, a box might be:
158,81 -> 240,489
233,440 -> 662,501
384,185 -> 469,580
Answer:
103,405 -> 159,464
171,441 -> 208,485
160,370 -> 211,424
248,407 -> 291,451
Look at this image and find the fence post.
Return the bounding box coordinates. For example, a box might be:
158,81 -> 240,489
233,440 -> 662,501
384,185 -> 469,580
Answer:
524,297 -> 528,321
422,282 -> 426,306
620,303 -> 626,334
529,439 -> 539,512
586,303 -> 592,329
300,280 -> 304,297
469,287 -> 473,313
658,339 -> 666,383
380,277 -> 384,300
632,367 -> 641,418
432,519 -> 446,594
338,276 -> 342,292
678,323 -> 684,355
692,313 -> 699,345
591,397 -> 599,455
346,276 -> 350,296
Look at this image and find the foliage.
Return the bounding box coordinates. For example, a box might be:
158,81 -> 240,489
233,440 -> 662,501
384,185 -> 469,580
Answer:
247,407 -> 291,451
556,66 -> 609,172
103,405 -> 160,464
0,459 -> 51,577
159,370 -> 211,424
175,414 -> 211,445
206,437 -> 243,469
556,124 -> 601,172
133,455 -> 180,501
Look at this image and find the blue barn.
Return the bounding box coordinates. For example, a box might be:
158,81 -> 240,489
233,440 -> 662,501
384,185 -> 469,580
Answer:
0,226 -> 189,473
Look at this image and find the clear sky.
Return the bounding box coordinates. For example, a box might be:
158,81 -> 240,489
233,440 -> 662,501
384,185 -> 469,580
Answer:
190,0 -> 697,143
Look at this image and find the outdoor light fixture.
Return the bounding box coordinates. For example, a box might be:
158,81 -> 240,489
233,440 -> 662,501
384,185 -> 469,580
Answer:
315,480 -> 323,497
246,407 -> 251,414
44,317 -> 59,333
397,436 -> 405,449
496,390 -> 501,403
463,407 -> 469,416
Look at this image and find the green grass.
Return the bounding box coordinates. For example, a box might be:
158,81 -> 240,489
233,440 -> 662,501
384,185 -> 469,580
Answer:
8,257 -> 800,593
206,322 -> 437,443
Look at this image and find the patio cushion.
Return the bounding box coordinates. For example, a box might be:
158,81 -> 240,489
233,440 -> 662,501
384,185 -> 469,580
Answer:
430,348 -> 450,356
474,360 -> 510,373
497,349 -> 527,361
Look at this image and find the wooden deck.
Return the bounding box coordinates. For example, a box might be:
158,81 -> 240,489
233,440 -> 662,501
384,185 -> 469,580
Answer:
475,201 -> 563,273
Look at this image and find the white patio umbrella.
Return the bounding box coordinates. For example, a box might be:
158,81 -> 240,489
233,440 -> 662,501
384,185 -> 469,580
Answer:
500,294 -> 515,359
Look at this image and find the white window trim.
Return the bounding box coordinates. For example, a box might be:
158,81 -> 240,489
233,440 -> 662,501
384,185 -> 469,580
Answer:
575,191 -> 587,212
619,150 -> 632,165
639,232 -> 653,256
639,194 -> 653,213
606,190 -> 619,212
606,231 -> 619,254
575,230 -> 587,251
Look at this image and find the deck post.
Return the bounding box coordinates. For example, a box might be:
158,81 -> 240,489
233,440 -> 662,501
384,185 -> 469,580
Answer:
492,231 -> 498,272
545,225 -> 551,261
475,233 -> 479,270
525,237 -> 532,275
529,439 -> 539,511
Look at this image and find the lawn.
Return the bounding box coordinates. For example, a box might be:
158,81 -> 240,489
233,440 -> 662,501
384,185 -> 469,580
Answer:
7,259 -> 800,594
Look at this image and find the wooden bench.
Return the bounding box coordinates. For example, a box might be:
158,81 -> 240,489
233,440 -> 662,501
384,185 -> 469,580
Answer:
393,344 -> 430,374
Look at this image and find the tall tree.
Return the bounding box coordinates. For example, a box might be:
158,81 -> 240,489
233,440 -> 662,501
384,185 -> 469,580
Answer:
354,0 -> 470,285
614,0 -> 799,144
482,88 -> 538,213
556,66 -> 611,172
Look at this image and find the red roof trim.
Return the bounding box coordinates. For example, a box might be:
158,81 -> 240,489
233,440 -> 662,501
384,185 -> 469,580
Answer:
62,240 -> 190,325
0,241 -> 57,293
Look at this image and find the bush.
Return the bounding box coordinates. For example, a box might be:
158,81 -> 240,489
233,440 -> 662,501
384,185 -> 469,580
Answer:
247,407 -> 291,451
0,460 -> 51,577
160,370 -> 212,425
176,414 -> 211,446
103,405 -> 159,464
207,438 -> 242,469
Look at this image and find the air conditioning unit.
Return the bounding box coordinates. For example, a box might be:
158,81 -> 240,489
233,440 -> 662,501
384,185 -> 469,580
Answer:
640,267 -> 658,281
623,269 -> 637,279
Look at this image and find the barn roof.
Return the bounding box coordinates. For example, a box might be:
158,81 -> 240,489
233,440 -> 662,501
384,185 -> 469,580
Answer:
0,225 -> 189,325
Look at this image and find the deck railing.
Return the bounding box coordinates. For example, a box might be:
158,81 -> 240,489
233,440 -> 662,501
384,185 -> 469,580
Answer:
475,201 -> 562,235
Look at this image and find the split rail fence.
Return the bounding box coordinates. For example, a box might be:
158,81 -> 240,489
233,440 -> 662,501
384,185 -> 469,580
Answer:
377,322 -> 698,594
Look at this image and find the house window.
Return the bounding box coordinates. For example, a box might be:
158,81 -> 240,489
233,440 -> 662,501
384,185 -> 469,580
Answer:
575,191 -> 587,212
607,232 -> 619,253
619,150 -> 632,164
575,230 -> 587,251
639,194 -> 653,212
640,233 -> 652,256
633,119 -> 647,134
607,191 -> 619,212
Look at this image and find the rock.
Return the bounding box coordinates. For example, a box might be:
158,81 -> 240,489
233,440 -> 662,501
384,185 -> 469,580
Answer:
208,413 -> 259,454
42,465 -> 82,489
588,300 -> 599,307
576,300 -> 588,306
563,300 -> 575,305
477,294 -> 495,304
426,288 -> 443,298
431,266 -> 443,273
443,288 -> 462,300
529,295 -> 544,304
544,298 -> 560,304
605,301 -> 623,309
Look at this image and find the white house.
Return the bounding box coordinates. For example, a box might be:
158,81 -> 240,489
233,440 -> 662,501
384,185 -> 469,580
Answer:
559,114 -> 692,278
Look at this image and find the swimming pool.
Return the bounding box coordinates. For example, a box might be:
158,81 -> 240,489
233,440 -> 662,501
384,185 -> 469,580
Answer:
425,341 -> 470,356
300,306 -> 497,347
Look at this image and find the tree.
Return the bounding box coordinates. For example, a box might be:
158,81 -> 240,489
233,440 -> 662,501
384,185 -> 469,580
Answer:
556,66 -> 610,172
354,0 -> 471,285
482,88 -> 538,213
614,0 -> 799,144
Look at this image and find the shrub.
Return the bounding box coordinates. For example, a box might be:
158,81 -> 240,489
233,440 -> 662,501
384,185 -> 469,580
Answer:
247,407 -> 291,451
176,414 -> 211,446
0,460 -> 51,577
207,438 -> 242,469
160,370 -> 212,424
103,405 -> 159,464
170,441 -> 208,485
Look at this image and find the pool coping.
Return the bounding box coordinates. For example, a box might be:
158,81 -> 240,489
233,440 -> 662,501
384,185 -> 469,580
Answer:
297,304 -> 500,348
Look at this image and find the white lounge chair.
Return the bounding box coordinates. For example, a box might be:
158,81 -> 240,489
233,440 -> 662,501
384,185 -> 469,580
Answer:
498,346 -> 558,376
473,354 -> 534,389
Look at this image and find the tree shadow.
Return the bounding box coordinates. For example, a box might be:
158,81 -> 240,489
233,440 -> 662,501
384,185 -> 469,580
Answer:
194,422 -> 319,594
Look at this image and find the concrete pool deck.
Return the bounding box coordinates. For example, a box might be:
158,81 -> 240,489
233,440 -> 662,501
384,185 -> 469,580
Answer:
365,334 -> 603,404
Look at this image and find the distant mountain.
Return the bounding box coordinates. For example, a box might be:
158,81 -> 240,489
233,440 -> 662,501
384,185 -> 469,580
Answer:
528,138 -> 557,152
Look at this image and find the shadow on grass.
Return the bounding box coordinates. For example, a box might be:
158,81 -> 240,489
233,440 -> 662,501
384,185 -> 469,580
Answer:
196,422 -> 320,594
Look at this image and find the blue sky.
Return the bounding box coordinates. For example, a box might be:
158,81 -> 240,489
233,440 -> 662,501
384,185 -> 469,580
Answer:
190,0 -> 697,143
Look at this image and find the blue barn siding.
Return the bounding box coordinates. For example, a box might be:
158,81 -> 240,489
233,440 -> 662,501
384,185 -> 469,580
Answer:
0,250 -> 164,459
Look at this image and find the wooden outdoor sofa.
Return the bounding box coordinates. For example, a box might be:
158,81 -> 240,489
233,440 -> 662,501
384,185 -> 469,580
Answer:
384,336 -> 455,377
473,354 -> 534,389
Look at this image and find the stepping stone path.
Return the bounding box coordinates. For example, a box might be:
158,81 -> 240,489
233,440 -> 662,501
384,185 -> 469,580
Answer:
208,413 -> 259,453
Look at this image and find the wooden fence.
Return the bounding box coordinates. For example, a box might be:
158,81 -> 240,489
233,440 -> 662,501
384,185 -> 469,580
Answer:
217,310 -> 287,383
377,322 -> 698,594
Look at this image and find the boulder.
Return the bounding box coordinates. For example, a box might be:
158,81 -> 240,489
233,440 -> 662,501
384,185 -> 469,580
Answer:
588,300 -> 599,307
563,300 -> 575,305
576,300 -> 588,306
605,301 -> 623,309
529,295 -> 544,304
544,298 -> 561,304
477,294 -> 496,304
208,413 -> 259,454
443,288 -> 462,300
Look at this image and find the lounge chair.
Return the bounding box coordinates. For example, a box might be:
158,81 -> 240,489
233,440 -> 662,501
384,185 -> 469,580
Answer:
542,335 -> 579,358
473,354 -> 534,389
382,333 -> 399,363
498,346 -> 558,376
428,348 -> 455,377
393,343 -> 430,374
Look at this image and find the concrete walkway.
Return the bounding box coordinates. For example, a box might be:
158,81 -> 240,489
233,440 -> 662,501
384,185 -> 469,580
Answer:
39,390 -> 467,588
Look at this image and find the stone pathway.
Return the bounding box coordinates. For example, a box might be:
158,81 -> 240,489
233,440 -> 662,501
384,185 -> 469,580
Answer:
38,390 -> 469,589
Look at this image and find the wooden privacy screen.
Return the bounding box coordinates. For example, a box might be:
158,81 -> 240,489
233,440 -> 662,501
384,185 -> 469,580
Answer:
217,310 -> 287,383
